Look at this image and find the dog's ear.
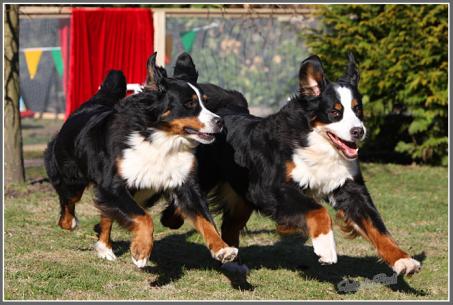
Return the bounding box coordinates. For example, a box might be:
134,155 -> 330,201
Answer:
299,55 -> 327,97
338,52 -> 360,86
173,52 -> 199,83
144,52 -> 167,92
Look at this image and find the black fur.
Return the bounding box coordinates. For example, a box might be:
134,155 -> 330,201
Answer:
173,53 -> 418,272
44,53 -> 220,259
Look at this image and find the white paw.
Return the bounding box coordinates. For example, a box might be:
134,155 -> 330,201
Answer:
312,230 -> 338,265
213,247 -> 239,263
131,257 -> 148,268
71,217 -> 79,230
392,257 -> 421,275
95,241 -> 116,261
221,262 -> 249,274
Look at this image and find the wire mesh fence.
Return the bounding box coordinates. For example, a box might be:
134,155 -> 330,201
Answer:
166,13 -> 316,112
19,9 -> 317,115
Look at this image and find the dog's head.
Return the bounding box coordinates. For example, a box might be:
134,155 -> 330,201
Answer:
144,52 -> 223,144
299,53 -> 366,160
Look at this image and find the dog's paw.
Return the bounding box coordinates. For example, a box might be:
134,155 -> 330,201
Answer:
213,247 -> 238,263
392,257 -> 421,275
312,231 -> 338,265
58,215 -> 79,231
71,217 -> 79,230
221,262 -> 250,274
131,256 -> 148,268
95,241 -> 116,261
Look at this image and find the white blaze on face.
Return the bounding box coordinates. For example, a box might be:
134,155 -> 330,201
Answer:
327,86 -> 366,142
187,82 -> 220,133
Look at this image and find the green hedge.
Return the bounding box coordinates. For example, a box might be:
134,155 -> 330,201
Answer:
303,4 -> 448,165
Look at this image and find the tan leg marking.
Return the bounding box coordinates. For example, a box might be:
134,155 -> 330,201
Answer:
58,192 -> 83,230
130,214 -> 154,268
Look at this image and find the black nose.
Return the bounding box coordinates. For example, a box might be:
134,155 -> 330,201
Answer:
214,117 -> 224,129
350,127 -> 364,140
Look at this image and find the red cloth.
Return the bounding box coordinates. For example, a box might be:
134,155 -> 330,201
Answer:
67,8 -> 154,118
59,19 -> 70,97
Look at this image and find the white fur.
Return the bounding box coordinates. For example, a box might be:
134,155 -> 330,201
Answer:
392,257 -> 421,275
327,86 -> 366,142
132,257 -> 148,268
291,131 -> 359,197
71,217 -> 79,230
95,241 -> 117,261
119,131 -> 196,190
187,83 -> 220,144
212,247 -> 239,263
312,230 -> 338,264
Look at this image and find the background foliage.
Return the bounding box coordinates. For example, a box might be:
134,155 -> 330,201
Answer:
303,4 -> 448,165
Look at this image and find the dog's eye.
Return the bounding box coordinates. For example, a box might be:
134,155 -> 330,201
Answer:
353,105 -> 363,116
329,110 -> 341,118
184,100 -> 198,109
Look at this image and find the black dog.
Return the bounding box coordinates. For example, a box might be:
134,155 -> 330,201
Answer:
44,53 -> 239,268
162,54 -> 421,275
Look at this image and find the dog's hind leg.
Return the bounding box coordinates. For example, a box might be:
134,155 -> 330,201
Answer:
160,200 -> 185,229
57,186 -> 85,230
218,183 -> 254,248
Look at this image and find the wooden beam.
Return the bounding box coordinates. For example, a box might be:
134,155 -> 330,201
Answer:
153,10 -> 166,66
19,6 -> 317,19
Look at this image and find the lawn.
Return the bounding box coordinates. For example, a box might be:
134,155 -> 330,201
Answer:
3,119 -> 449,300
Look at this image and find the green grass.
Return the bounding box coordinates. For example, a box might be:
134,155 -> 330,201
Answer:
4,162 -> 448,300
5,119 -> 448,300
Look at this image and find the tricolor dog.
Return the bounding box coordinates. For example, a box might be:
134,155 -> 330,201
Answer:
162,54 -> 421,275
44,53 -> 238,268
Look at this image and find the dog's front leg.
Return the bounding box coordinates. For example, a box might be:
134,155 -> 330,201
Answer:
331,177 -> 421,275
173,180 -> 238,264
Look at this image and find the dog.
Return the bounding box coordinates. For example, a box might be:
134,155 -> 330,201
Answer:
44,52 -> 239,268
162,53 -> 421,276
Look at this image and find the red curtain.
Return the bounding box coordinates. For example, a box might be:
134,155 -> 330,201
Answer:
67,8 -> 154,118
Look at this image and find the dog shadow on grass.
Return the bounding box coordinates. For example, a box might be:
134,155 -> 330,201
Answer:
110,229 -> 427,296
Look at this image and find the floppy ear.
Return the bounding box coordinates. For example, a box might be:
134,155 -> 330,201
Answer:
299,55 -> 327,96
173,52 -> 198,83
338,52 -> 360,86
144,52 -> 167,92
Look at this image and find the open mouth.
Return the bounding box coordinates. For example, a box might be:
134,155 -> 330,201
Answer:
326,132 -> 359,159
183,127 -> 216,141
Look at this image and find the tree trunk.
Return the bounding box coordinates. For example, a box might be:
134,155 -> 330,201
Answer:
4,4 -> 25,185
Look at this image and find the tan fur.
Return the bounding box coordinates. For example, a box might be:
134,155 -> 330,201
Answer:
130,214 -> 154,260
305,207 -> 332,238
98,215 -> 113,248
163,117 -> 205,135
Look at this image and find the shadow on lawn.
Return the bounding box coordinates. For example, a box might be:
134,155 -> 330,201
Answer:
110,230 -> 427,296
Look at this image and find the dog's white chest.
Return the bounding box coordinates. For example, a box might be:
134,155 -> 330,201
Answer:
290,132 -> 358,196
118,131 -> 196,191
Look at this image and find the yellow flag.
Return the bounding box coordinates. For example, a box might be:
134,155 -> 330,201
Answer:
24,49 -> 43,79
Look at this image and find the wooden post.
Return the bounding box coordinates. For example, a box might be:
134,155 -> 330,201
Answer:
4,4 -> 26,184
153,10 -> 166,67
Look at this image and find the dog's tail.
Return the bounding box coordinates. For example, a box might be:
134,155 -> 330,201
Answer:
95,70 -> 127,103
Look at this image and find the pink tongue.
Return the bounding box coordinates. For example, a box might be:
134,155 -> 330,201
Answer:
332,136 -> 358,158
341,143 -> 358,158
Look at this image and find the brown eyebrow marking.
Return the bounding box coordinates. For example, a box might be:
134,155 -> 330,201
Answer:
192,94 -> 198,101
334,102 -> 343,111
351,99 -> 359,108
